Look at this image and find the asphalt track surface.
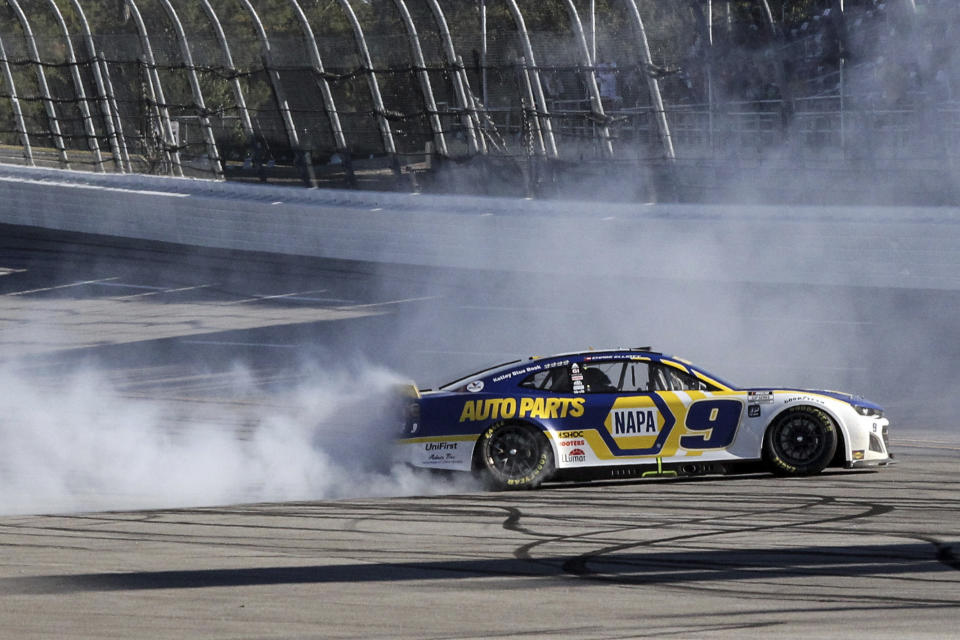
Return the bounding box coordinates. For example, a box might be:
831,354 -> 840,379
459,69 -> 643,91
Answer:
0,223 -> 958,639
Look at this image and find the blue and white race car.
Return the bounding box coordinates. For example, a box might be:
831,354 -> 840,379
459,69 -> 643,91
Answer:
398,348 -> 893,489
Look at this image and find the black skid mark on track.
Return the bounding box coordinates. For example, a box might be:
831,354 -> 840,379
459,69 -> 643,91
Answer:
559,497 -> 895,577
933,541 -> 960,570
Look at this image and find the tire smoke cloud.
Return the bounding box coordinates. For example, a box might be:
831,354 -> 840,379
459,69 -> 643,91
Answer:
0,362 -> 477,516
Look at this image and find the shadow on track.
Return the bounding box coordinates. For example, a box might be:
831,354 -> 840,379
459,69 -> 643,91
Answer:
4,541 -> 956,595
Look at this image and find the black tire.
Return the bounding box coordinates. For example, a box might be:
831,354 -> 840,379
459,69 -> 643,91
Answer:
478,423 -> 554,490
764,406 -> 838,476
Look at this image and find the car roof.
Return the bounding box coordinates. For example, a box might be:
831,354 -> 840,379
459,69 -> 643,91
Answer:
437,347 -> 668,390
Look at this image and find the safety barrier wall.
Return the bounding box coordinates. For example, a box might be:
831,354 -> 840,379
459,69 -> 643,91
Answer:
0,164 -> 958,291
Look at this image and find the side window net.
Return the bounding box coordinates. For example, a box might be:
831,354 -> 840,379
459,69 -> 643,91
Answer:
582,366 -> 618,393
520,366 -> 572,393
650,364 -> 715,391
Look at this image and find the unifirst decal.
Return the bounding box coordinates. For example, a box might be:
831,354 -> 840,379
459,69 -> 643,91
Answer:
459,397 -> 585,422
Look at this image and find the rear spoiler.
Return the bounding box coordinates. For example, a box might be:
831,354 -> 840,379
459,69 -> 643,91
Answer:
392,382 -> 421,435
393,382 -> 421,400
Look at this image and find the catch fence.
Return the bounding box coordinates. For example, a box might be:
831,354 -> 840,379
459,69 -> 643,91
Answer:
0,0 -> 956,199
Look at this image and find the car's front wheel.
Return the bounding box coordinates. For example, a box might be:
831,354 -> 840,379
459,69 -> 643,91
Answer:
764,406 -> 838,476
478,423 -> 553,490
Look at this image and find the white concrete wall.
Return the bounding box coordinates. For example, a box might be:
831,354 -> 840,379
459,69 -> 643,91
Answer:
1,164 -> 958,290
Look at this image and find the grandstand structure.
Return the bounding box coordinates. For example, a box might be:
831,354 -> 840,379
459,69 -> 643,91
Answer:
0,0 -> 956,202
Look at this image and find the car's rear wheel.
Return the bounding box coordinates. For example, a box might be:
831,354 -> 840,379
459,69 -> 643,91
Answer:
478,423 -> 553,490
764,406 -> 838,476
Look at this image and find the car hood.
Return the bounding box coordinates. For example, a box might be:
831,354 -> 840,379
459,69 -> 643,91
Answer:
745,387 -> 883,411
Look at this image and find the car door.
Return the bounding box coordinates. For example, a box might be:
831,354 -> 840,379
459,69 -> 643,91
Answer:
648,362 -> 746,462
588,359 -> 745,463
589,359 -> 677,459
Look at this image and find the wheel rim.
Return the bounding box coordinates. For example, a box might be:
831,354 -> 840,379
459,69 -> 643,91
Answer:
487,426 -> 541,479
773,415 -> 826,465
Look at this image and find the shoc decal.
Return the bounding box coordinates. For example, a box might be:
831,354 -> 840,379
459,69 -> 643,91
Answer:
459,397 -> 585,422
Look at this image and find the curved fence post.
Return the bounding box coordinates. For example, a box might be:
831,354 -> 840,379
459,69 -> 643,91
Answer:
336,0 -> 398,160
621,0 -> 675,160
393,0 -> 448,157
424,0 -> 481,154
0,32 -> 33,166
198,0 -> 254,142
44,0 -> 104,171
97,49 -> 133,172
562,0 -> 613,157
504,0 -> 558,158
7,0 -> 70,169
285,0 -> 347,156
123,0 -> 182,176
155,0 -> 223,178
235,0 -> 302,156
67,0 -> 127,173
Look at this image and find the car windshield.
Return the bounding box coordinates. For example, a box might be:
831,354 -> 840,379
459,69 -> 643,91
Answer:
435,354 -> 737,393
522,359 -> 736,393
684,364 -> 737,391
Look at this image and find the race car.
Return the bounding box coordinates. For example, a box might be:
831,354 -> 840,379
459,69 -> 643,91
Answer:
397,348 -> 892,489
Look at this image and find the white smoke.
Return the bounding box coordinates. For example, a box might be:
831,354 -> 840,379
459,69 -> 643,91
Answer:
0,361 -> 478,516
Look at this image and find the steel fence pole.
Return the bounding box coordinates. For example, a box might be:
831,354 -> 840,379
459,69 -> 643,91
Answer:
285,0 -> 348,159
620,0 -> 675,161
68,0 -> 126,172
97,50 -> 132,172
197,0 -> 255,141
123,0 -> 182,176
155,0 -> 223,178
235,0 -> 302,159
424,0 -> 481,154
394,0 -> 448,157
504,0 -> 558,158
336,0 -> 398,161
562,0 -> 613,157
7,0 -> 70,169
0,33 -> 33,166
44,0 -> 103,171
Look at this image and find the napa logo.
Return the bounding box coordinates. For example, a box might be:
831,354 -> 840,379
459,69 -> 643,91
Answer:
609,408 -> 660,437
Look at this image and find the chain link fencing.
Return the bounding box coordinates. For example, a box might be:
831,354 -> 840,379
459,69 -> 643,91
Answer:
0,0 -> 956,203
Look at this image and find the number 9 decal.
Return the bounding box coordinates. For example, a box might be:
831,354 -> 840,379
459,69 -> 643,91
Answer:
679,399 -> 742,449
